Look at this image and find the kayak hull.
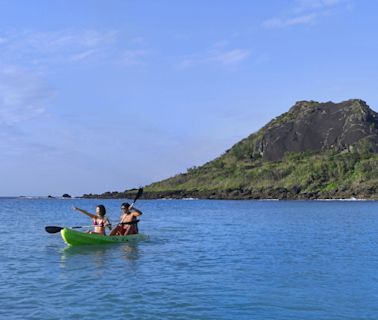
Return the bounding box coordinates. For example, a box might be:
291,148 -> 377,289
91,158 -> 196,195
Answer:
60,228 -> 147,246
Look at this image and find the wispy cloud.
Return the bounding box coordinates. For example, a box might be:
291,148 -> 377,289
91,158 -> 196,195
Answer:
294,0 -> 343,11
212,49 -> 251,65
0,66 -> 53,125
10,29 -> 117,52
263,13 -> 317,28
0,30 -> 113,67
0,29 -> 147,67
120,50 -> 147,66
180,42 -> 251,68
262,0 -> 351,28
70,49 -> 97,62
130,37 -> 147,45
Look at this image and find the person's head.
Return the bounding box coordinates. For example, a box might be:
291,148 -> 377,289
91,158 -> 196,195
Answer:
96,205 -> 106,217
121,202 -> 130,213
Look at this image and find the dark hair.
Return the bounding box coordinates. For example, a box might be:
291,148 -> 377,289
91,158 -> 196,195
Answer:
121,202 -> 130,208
97,205 -> 106,217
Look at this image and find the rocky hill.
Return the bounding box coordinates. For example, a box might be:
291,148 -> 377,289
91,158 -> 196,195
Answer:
240,99 -> 378,161
83,99 -> 378,200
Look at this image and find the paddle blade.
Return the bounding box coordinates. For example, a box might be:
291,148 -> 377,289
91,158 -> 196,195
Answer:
45,226 -> 63,234
134,188 -> 143,202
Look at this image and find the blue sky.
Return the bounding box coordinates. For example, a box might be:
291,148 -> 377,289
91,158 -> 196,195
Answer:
1,0 -> 377,196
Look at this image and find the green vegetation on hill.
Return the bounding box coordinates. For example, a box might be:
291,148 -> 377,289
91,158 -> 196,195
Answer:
144,149 -> 378,199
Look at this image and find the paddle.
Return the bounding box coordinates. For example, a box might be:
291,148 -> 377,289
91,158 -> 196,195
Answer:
45,225 -> 91,233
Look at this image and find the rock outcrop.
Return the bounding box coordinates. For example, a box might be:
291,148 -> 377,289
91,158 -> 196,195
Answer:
229,99 -> 378,161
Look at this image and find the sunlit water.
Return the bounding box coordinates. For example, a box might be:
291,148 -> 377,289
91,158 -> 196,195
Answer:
0,198 -> 377,319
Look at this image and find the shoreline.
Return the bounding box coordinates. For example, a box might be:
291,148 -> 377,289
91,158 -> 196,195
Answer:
81,187 -> 378,201
2,195 -> 376,201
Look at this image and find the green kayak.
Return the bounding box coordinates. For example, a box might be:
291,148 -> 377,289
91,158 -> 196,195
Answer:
60,228 -> 147,246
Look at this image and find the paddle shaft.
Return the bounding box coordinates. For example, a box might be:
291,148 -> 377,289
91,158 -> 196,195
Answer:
128,187 -> 143,211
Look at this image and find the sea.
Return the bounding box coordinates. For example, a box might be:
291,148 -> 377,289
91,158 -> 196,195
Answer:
0,197 -> 377,319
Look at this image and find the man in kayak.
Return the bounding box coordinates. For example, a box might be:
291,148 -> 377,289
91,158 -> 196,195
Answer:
73,205 -> 112,235
109,202 -> 142,236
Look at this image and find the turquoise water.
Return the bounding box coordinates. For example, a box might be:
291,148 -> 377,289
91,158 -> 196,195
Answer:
0,198 -> 377,319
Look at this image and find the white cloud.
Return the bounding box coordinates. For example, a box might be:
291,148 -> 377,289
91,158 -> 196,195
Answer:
70,49 -> 97,62
213,40 -> 230,48
263,0 -> 351,28
180,44 -> 251,68
295,0 -> 342,11
263,13 -> 317,28
0,29 -> 146,66
212,49 -> 251,65
120,50 -> 147,66
130,37 -> 147,45
0,66 -> 53,125
18,29 -> 118,52
0,30 -> 117,68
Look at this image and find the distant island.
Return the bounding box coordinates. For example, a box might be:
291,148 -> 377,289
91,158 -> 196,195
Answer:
83,99 -> 378,200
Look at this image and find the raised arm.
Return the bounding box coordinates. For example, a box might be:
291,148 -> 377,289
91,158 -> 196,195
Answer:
130,207 -> 143,217
73,206 -> 96,219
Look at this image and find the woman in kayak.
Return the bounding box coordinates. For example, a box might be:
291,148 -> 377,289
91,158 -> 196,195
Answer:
73,205 -> 112,235
109,202 -> 142,236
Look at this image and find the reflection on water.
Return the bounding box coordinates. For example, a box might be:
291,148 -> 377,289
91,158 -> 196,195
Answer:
60,243 -> 142,268
120,243 -> 140,260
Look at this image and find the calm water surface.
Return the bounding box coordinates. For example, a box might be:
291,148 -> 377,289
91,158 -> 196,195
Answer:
0,198 -> 377,319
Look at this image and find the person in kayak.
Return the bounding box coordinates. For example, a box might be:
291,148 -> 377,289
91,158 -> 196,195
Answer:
73,205 -> 112,235
109,202 -> 142,236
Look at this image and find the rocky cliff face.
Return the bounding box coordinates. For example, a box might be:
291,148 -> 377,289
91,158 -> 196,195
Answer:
229,99 -> 378,161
